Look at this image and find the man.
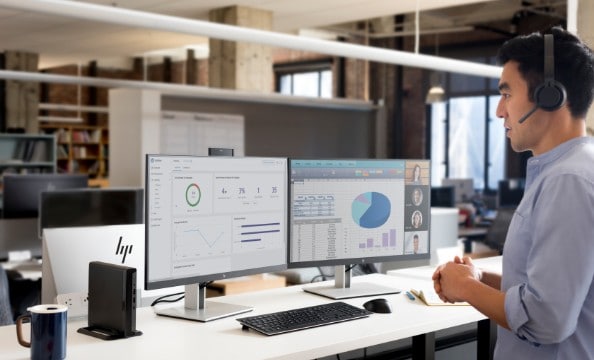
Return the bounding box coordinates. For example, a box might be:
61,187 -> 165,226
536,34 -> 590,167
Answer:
412,188 -> 423,206
412,234 -> 420,254
432,27 -> 594,359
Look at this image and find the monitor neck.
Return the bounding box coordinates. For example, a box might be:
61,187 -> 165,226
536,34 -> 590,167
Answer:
334,265 -> 352,289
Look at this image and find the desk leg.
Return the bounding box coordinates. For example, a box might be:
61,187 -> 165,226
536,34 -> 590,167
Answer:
412,332 -> 435,360
477,319 -> 497,360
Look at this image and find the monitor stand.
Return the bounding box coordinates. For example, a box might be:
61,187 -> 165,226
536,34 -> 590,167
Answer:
302,265 -> 401,300
154,283 -> 252,322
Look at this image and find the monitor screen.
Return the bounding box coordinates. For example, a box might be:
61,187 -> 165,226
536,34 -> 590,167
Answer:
430,186 -> 456,207
288,159 -> 431,299
2,174 -> 88,219
39,188 -> 144,238
145,154 -> 288,321
498,178 -> 525,208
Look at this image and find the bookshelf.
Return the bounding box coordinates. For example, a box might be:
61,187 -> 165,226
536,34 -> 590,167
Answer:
0,133 -> 57,207
40,124 -> 109,180
0,133 -> 57,176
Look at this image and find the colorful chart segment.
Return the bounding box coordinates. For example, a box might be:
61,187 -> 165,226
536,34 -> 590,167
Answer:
351,192 -> 391,229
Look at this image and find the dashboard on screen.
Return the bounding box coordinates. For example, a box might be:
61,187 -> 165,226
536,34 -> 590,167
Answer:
289,159 -> 431,269
145,155 -> 288,290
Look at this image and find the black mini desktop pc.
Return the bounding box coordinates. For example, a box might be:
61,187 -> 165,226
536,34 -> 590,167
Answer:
78,261 -> 142,340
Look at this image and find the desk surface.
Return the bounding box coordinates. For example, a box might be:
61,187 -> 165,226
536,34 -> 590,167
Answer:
0,258 -> 501,360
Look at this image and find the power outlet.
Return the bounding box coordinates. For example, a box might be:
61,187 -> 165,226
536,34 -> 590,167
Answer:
56,292 -> 89,318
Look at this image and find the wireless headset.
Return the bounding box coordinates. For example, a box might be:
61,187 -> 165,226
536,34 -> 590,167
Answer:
518,33 -> 567,124
535,33 -> 567,110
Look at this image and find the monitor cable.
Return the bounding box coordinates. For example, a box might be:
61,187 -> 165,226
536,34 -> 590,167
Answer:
149,281 -> 214,306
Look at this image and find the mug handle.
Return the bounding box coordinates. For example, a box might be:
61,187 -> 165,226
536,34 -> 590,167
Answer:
16,314 -> 31,348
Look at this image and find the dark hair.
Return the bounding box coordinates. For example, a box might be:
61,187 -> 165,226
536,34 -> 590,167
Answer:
497,27 -> 594,118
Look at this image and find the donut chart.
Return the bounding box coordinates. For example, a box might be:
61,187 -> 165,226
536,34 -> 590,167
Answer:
352,192 -> 391,229
185,183 -> 201,207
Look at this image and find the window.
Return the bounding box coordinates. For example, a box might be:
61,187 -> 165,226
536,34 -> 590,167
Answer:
429,55 -> 505,192
275,60 -> 332,98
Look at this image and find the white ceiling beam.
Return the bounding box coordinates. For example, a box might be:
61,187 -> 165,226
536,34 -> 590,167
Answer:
0,0 -> 501,78
0,70 -> 377,110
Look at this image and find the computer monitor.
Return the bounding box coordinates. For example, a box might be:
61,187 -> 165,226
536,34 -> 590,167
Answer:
145,154 -> 288,321
288,159 -> 431,299
2,173 -> 88,219
441,178 -> 474,203
39,188 -> 144,238
430,186 -> 456,207
497,178 -> 525,208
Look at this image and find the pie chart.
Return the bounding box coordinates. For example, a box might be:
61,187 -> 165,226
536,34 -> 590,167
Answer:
352,192 -> 391,229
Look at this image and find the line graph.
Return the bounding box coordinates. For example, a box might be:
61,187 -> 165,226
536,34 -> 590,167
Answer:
173,217 -> 231,259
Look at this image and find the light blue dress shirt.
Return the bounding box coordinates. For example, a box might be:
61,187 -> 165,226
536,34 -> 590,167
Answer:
495,137 -> 594,359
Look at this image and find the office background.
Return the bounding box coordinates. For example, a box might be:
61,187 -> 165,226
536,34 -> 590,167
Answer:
0,2 -> 592,359
0,0 -> 591,193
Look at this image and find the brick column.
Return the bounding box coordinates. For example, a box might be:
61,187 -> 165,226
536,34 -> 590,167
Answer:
4,51 -> 39,133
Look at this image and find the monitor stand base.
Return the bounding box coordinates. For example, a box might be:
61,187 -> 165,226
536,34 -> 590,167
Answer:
155,301 -> 252,322
302,265 -> 401,300
303,282 -> 401,300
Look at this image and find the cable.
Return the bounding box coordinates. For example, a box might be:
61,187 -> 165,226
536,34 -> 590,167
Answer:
345,264 -> 358,272
150,292 -> 185,306
199,281 -> 214,289
150,281 -> 214,306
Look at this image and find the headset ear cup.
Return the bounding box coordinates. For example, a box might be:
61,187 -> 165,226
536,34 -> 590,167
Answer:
534,80 -> 567,111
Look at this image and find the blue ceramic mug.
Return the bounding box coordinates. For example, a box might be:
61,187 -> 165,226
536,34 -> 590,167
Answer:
16,304 -> 68,360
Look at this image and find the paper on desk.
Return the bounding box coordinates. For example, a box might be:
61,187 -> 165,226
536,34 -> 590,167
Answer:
410,289 -> 470,306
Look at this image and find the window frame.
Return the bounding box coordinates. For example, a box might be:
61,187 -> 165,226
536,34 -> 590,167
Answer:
274,59 -> 333,98
427,57 -> 504,193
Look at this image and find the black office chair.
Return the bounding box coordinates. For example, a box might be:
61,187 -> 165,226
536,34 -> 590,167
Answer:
483,208 -> 516,254
0,266 -> 13,326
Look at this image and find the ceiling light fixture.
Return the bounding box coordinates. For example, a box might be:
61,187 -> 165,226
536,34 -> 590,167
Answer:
425,34 -> 446,104
425,82 -> 445,104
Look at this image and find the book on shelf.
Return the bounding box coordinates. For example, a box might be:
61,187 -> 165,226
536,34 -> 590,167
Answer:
11,139 -> 49,163
90,129 -> 102,143
73,146 -> 87,158
72,130 -> 92,143
57,145 -> 69,159
12,140 -> 28,160
30,141 -> 49,162
56,128 -> 70,143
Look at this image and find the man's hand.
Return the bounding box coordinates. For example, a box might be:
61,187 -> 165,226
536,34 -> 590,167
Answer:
432,256 -> 482,303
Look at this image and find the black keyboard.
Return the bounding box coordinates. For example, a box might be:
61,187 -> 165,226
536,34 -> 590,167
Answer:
237,301 -> 372,336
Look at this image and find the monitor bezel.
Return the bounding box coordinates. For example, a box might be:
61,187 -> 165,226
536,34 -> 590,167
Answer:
2,173 -> 89,219
286,158 -> 431,270
38,187 -> 144,239
144,154 -> 289,291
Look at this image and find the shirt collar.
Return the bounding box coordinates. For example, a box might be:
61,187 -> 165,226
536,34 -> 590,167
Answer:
525,136 -> 594,188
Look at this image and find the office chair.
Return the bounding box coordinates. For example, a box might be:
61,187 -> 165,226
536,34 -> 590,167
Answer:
0,266 -> 13,326
483,208 -> 516,254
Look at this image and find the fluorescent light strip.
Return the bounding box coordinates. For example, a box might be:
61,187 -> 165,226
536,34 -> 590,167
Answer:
0,0 -> 501,79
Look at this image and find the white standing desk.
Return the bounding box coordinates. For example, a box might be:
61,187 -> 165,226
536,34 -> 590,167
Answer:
0,258 -> 501,360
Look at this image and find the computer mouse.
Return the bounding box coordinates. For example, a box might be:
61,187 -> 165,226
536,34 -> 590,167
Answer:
362,298 -> 392,314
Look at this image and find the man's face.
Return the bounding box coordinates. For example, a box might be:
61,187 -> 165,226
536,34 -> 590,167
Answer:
496,61 -> 550,155
413,189 -> 421,203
